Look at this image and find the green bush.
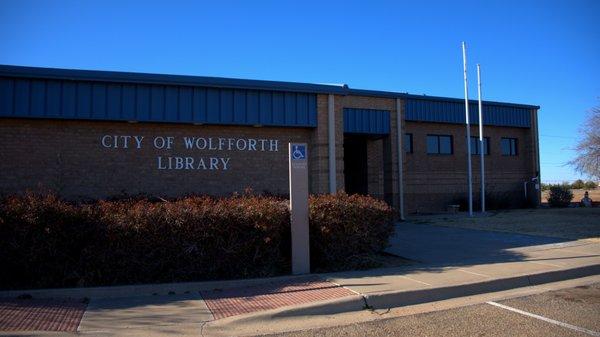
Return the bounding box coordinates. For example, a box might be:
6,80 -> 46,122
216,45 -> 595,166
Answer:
584,181 -> 598,190
547,185 -> 573,207
0,192 -> 394,290
309,193 -> 394,271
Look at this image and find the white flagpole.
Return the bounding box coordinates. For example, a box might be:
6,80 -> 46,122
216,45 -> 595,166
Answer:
462,42 -> 473,217
477,64 -> 485,213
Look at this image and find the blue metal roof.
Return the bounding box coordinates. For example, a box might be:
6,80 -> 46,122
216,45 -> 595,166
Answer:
0,68 -> 317,127
343,108 -> 390,135
405,98 -> 532,128
0,65 -> 346,95
0,65 -> 538,129
0,65 -> 540,108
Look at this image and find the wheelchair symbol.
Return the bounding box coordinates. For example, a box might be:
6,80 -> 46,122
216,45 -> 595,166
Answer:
292,145 -> 305,160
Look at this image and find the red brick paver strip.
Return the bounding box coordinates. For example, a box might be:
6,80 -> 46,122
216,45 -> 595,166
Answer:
0,298 -> 87,332
200,277 -> 357,319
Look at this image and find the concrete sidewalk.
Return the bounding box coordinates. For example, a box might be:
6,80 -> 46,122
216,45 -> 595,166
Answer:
1,227 -> 599,336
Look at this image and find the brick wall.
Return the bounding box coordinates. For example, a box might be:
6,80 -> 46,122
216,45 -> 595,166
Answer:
0,118 -> 312,199
0,100 -> 538,214
404,121 -> 537,213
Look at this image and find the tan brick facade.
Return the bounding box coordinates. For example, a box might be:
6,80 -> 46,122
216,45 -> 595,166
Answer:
0,118 -> 311,199
403,121 -> 537,212
0,96 -> 539,214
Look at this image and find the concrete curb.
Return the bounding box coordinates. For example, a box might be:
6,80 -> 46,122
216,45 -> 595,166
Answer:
365,264 -> 600,310
215,263 -> 600,324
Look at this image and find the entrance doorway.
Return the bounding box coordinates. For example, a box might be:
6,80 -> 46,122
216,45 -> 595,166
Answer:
344,135 -> 368,195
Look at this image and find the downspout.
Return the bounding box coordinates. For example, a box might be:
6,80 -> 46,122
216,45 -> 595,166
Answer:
396,98 -> 405,220
533,108 -> 541,205
328,94 -> 336,194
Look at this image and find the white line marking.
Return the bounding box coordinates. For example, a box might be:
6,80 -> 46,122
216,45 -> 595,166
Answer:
487,301 -> 600,336
399,275 -> 432,286
526,260 -> 563,268
327,280 -> 362,295
457,269 -> 491,278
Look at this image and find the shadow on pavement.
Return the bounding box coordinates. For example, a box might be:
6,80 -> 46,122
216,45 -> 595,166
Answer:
386,222 -> 571,268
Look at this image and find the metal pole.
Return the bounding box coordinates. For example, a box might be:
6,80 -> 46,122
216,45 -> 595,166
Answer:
396,98 -> 405,220
477,64 -> 485,213
462,42 -> 473,217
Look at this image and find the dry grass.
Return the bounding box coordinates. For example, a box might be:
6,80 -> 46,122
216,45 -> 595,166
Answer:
542,188 -> 600,203
408,207 -> 600,241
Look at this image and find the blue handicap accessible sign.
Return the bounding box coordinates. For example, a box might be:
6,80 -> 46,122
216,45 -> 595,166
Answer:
291,144 -> 306,160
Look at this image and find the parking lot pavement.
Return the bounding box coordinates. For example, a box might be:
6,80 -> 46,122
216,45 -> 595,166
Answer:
266,283 -> 600,337
388,222 -> 566,266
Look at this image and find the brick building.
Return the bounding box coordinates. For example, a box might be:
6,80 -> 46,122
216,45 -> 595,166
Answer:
0,65 -> 540,214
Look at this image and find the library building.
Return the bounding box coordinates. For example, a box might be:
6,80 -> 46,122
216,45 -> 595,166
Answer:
0,65 -> 540,214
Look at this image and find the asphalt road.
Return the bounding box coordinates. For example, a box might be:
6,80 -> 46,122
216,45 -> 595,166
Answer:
266,283 -> 600,337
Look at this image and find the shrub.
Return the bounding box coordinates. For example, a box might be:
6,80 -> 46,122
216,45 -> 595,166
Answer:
0,192 -> 290,289
0,194 -> 100,289
547,185 -> 573,207
309,192 -> 394,271
0,192 -> 394,290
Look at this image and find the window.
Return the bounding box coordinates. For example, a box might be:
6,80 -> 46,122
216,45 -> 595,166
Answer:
501,138 -> 518,156
470,137 -> 490,155
404,133 -> 413,153
427,135 -> 453,155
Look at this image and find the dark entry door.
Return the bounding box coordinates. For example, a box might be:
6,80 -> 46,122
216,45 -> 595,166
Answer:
344,135 -> 368,195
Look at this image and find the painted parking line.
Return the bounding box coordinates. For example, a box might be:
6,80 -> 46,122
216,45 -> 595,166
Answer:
456,269 -> 491,278
526,260 -> 564,268
487,301 -> 600,337
398,275 -> 432,286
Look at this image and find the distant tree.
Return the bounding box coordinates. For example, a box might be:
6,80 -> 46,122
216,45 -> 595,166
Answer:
569,105 -> 600,179
571,179 -> 585,189
584,180 -> 598,189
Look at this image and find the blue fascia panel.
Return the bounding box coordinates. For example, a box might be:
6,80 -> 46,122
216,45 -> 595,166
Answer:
343,108 -> 391,135
0,65 -> 539,110
0,76 -> 318,128
405,98 -> 532,128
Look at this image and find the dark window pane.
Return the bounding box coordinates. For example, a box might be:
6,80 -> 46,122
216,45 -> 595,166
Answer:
484,138 -> 489,155
404,133 -> 412,153
501,138 -> 511,155
471,137 -> 489,155
427,136 -> 439,154
439,136 -> 452,154
501,137 -> 517,156
470,137 -> 479,155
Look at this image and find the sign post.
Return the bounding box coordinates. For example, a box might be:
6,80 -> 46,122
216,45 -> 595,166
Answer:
289,143 -> 310,275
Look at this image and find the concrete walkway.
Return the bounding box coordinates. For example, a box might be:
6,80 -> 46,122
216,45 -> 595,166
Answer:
1,223 -> 599,337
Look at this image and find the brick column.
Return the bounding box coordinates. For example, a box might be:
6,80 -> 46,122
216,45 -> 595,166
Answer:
309,94 -> 331,194
333,95 -> 345,192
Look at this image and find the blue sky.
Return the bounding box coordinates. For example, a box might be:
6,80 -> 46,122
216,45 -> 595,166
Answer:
1,0 -> 598,182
